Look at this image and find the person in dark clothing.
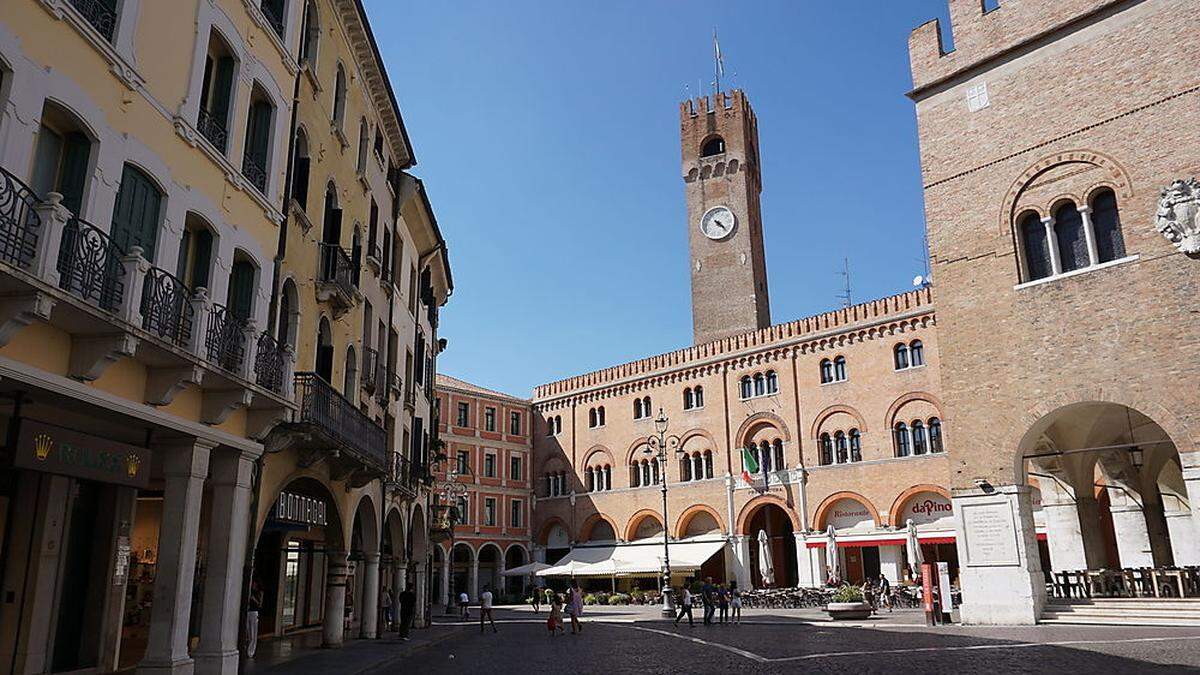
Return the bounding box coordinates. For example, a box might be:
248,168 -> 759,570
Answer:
398,585 -> 417,639
701,577 -> 716,625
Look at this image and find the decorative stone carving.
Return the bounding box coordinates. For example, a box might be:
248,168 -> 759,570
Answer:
1156,178 -> 1200,254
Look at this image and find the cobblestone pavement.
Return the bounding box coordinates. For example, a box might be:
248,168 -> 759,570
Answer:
358,607 -> 1200,674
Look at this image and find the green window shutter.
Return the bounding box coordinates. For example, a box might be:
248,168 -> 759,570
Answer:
212,57 -> 235,123
228,260 -> 254,320
110,164 -> 162,260
175,229 -> 191,281
30,126 -> 64,200
199,56 -> 215,113
57,132 -> 91,215
192,229 -> 213,290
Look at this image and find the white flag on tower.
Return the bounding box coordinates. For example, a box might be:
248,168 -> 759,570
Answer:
713,29 -> 725,79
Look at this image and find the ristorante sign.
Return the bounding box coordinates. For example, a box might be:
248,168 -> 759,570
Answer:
14,420 -> 150,489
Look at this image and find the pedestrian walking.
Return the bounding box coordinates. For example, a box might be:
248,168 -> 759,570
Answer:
243,579 -> 263,658
381,586 -> 394,632
531,584 -> 541,613
459,590 -> 471,620
878,574 -> 893,613
398,585 -> 416,639
701,577 -> 716,625
730,581 -> 742,624
567,580 -> 584,634
717,583 -> 729,624
480,584 -> 498,633
547,593 -> 565,636
673,583 -> 694,627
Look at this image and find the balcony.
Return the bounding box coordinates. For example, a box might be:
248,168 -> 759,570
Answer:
388,452 -> 418,499
196,107 -> 228,154
0,166 -> 294,435
285,372 -> 388,485
69,0 -> 117,41
315,243 -> 357,316
242,152 -> 267,195
360,346 -> 379,394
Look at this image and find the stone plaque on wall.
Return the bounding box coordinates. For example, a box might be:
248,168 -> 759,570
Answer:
961,501 -> 1019,567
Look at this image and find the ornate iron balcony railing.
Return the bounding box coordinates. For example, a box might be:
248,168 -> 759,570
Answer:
254,331 -> 287,394
57,217 -> 125,313
70,0 -> 117,41
0,167 -> 41,269
389,452 -> 418,497
317,243 -> 354,297
140,267 -> 193,348
206,302 -> 247,373
242,153 -> 268,195
196,106 -> 228,153
294,372 -> 387,471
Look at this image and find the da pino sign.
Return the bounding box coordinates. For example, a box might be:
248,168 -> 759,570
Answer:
903,492 -> 953,526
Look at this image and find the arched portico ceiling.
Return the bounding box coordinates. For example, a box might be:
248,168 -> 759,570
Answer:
350,493 -> 380,555
256,475 -> 346,551
624,509 -> 665,541
735,494 -> 800,535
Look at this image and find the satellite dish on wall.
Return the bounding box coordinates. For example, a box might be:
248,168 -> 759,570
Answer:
912,275 -> 925,287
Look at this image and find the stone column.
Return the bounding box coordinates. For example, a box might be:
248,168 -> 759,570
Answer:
793,532 -> 819,587
878,545 -> 904,586
1077,205 -> 1100,266
1139,483 -> 1175,567
469,556 -> 479,602
1042,217 -> 1062,276
440,554 -> 451,608
952,485 -> 1045,625
138,440 -> 213,675
322,551 -> 349,648
1074,494 -> 1110,569
414,561 -> 428,628
195,449 -> 254,675
1108,489 -> 1154,568
1042,498 -> 1089,572
1167,510 -> 1200,566
360,553 -> 380,639
1182,451 -> 1200,565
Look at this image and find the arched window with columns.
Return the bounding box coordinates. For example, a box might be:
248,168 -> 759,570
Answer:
1054,201 -> 1088,273
929,417 -> 944,453
680,455 -> 692,481
912,420 -> 928,455
819,433 -> 833,466
694,385 -> 704,407
630,463 -> 640,488
894,422 -> 910,457
894,343 -> 909,370
834,431 -> 847,464
849,429 -> 862,462
740,376 -> 752,399
704,450 -> 713,479
910,340 -> 924,366
1090,188 -> 1126,263
772,439 -> 784,470
692,452 -> 703,481
766,371 -> 778,394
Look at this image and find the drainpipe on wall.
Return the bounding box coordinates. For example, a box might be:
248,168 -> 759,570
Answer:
265,65 -> 303,337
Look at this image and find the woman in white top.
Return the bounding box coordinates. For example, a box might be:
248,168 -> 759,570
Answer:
729,581 -> 742,624
673,584 -> 694,627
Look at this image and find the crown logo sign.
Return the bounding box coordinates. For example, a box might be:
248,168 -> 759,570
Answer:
34,433 -> 53,461
125,453 -> 141,478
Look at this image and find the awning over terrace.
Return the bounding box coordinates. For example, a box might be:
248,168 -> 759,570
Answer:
537,538 -> 727,577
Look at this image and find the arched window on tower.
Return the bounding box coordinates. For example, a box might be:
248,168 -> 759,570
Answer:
1054,201 -> 1088,273
910,340 -> 924,367
641,460 -> 651,486
692,452 -> 703,481
929,417 -> 944,453
819,433 -> 833,466
700,135 -> 725,157
772,439 -> 784,471
1090,188 -> 1126,263
643,396 -> 652,416
912,420 -> 928,455
894,343 -> 909,370
683,388 -> 694,410
604,465 -> 612,490
681,455 -> 692,481
835,431 -> 848,464
652,458 -> 660,484
634,398 -> 643,419
759,441 -> 772,473
819,359 -> 833,384
833,356 -> 847,382
765,370 -> 778,394
694,386 -> 704,407
630,462 -> 640,488
849,429 -> 862,462
589,408 -> 597,428
753,373 -> 765,397
597,406 -> 605,426
586,467 -> 595,492
704,450 -> 713,479
1020,211 -> 1053,281
740,376 -> 753,399
895,422 -> 910,457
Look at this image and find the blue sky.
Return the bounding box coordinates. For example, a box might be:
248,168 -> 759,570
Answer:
365,0 -> 953,397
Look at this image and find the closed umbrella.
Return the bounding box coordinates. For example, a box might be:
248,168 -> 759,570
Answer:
825,524 -> 840,583
905,518 -> 925,581
757,530 -> 775,587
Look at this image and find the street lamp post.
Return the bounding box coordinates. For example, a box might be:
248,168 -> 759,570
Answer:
644,408 -> 681,618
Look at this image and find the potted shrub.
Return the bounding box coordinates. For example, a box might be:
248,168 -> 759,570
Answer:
825,585 -> 872,620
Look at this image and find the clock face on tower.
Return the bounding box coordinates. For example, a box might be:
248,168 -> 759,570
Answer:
699,205 -> 737,241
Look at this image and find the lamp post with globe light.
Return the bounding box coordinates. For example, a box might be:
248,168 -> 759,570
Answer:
644,408 -> 682,618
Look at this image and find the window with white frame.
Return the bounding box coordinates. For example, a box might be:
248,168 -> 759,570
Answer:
483,452 -> 496,478
820,357 -> 847,384
456,495 -> 470,525
966,82 -> 989,112
739,371 -> 778,399
894,417 -> 945,457
510,499 -> 523,528
894,340 -> 925,370
484,406 -> 496,432
509,454 -> 522,481
456,402 -> 469,427
633,396 -> 651,420
484,497 -> 496,526
1017,190 -> 1127,283
455,449 -> 470,476
509,411 -> 522,435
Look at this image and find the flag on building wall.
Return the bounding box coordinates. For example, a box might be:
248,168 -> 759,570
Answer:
740,445 -> 758,484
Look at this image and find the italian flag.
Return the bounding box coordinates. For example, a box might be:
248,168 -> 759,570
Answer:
740,446 -> 759,484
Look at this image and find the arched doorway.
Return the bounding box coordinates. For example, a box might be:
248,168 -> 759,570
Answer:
1018,401 -> 1196,599
347,496 -> 380,639
477,544 -> 501,600
381,507 -> 406,601
250,477 -> 345,638
503,545 -> 528,597
539,519 -> 570,565
742,502 -> 797,588
451,543 -> 474,601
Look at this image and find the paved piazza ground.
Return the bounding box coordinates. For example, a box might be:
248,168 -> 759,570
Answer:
361,606 -> 1200,674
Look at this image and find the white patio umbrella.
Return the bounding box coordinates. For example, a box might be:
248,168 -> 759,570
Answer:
757,530 -> 775,587
905,518 -> 925,581
825,524 -> 840,582
536,559 -> 594,577
501,562 -> 551,576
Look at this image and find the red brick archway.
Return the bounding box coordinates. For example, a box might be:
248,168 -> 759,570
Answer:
578,512 -> 621,542
735,495 -> 800,535
624,509 -> 665,541
811,491 -> 881,530
536,516 -> 569,546
886,484 -> 951,527
674,504 -> 726,539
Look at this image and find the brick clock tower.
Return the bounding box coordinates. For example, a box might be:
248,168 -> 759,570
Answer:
681,89 -> 770,345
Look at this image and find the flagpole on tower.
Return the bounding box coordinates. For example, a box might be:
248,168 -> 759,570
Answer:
713,27 -> 724,95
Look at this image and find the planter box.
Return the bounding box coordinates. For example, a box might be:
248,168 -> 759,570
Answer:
825,601 -> 873,620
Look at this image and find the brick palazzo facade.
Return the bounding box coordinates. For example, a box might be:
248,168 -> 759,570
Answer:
526,0 -> 1200,626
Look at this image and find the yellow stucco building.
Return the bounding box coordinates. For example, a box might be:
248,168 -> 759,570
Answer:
0,1 -> 450,673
